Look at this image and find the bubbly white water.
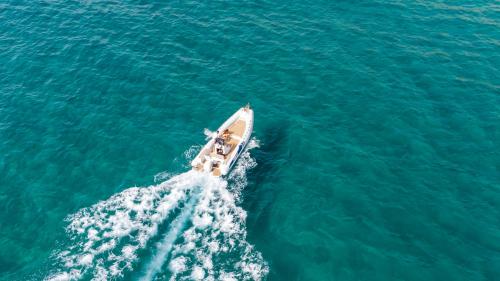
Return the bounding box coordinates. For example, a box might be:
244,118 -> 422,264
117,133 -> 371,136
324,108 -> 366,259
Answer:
138,190 -> 201,281
46,139 -> 267,281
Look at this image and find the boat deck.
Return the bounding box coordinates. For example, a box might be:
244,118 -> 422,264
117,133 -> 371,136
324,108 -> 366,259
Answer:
228,119 -> 246,138
223,119 -> 246,160
212,168 -> 222,176
193,117 -> 247,177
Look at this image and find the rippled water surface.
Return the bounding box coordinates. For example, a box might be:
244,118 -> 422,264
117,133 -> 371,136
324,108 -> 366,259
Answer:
0,0 -> 499,280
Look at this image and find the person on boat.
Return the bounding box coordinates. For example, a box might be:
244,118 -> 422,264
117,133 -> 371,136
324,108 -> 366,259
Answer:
215,134 -> 225,155
215,136 -> 224,145
222,129 -> 231,140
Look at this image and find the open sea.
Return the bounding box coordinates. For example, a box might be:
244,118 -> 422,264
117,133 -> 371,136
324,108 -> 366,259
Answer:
1,0 -> 499,280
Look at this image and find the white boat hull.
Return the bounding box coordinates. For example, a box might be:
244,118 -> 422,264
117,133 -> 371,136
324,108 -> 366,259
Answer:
191,105 -> 254,177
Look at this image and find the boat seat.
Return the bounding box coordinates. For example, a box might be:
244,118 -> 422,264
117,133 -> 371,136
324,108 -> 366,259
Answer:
222,144 -> 231,155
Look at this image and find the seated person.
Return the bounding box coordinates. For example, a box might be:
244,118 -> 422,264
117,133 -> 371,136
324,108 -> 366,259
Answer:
214,137 -> 225,155
222,129 -> 231,140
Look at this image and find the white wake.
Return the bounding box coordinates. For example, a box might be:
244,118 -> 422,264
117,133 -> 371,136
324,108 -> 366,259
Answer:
47,139 -> 267,281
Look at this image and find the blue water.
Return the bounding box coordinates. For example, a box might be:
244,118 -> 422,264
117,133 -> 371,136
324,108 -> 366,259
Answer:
1,0 -> 499,280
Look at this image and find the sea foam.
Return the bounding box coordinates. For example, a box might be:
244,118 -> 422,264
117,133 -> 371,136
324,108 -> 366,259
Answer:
46,139 -> 267,281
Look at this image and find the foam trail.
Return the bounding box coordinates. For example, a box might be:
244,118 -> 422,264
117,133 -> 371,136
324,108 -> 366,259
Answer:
46,139 -> 268,281
46,171 -> 204,280
139,190 -> 200,281
167,139 -> 268,281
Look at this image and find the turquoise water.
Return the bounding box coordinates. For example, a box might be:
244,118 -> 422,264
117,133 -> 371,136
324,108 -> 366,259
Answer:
1,0 -> 499,280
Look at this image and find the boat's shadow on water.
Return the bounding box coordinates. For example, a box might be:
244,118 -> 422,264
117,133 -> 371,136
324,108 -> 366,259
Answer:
242,122 -> 303,279
246,122 -> 287,191
243,123 -> 285,225
249,126 -> 286,185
